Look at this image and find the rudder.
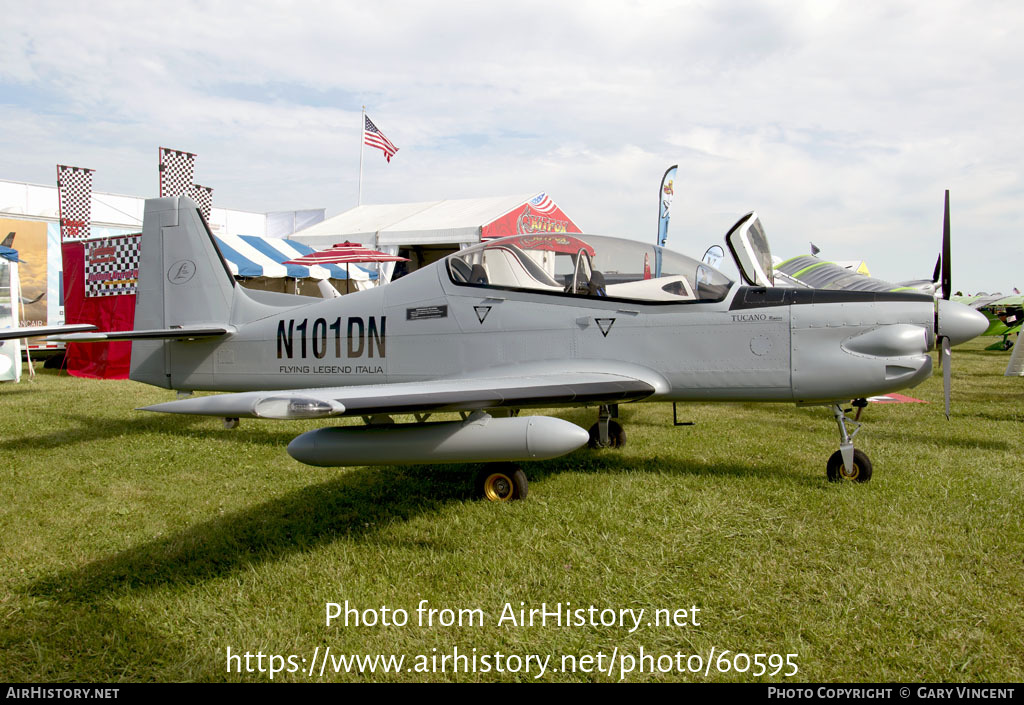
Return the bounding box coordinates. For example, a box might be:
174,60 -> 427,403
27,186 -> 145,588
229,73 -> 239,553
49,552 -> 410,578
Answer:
130,197 -> 236,387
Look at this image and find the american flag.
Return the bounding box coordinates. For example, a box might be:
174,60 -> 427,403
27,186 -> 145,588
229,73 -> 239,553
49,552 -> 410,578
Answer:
528,192 -> 556,214
364,115 -> 398,163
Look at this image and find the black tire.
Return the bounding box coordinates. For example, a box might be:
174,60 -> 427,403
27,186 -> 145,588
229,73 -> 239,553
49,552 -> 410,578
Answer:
826,449 -> 872,483
475,463 -> 528,501
587,420 -> 626,448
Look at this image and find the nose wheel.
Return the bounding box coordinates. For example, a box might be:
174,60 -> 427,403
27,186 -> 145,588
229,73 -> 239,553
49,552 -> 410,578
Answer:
475,463 -> 528,501
827,448 -> 872,482
827,403 -> 872,482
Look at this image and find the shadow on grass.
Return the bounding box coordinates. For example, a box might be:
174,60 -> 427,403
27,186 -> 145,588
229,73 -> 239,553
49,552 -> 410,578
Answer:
11,422 -> 821,680
0,385 -> 40,398
0,413 -> 203,451
0,412 -> 310,452
961,410 -> 1024,424
28,447 -> 803,605
872,428 -> 1014,452
27,465 -> 468,601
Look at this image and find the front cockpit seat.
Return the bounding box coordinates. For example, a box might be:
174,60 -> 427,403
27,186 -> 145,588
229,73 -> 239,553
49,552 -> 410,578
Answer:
469,264 -> 489,285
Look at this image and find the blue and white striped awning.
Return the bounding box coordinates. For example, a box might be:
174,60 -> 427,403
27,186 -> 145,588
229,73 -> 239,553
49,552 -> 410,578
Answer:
213,234 -> 376,281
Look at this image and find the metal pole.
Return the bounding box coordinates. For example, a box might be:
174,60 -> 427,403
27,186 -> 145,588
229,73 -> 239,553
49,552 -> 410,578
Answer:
357,106 -> 365,206
15,269 -> 34,379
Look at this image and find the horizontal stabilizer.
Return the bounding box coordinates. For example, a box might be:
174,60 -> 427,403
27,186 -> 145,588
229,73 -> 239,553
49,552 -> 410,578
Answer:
48,326 -> 231,342
0,324 -> 96,341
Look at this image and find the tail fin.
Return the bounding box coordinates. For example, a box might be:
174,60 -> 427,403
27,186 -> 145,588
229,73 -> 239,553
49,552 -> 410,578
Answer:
134,196 -> 236,330
130,197 -> 236,387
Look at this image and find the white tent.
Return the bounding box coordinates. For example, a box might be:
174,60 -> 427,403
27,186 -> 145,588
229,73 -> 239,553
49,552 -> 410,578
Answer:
292,194 -> 538,249
291,193 -> 582,283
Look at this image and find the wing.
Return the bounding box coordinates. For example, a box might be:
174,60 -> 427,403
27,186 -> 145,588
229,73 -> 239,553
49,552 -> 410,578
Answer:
0,324 -> 231,343
140,369 -> 659,420
47,326 -> 231,342
0,324 -> 97,341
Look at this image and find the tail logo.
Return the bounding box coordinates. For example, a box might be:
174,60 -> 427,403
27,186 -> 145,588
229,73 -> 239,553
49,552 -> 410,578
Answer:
167,260 -> 197,284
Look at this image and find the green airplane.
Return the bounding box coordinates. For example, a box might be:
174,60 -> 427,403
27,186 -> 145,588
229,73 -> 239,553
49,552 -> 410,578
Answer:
952,293 -> 1022,350
773,192 -> 1020,352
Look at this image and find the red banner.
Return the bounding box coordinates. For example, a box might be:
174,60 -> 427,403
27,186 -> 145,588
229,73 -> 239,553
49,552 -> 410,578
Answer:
61,241 -> 135,379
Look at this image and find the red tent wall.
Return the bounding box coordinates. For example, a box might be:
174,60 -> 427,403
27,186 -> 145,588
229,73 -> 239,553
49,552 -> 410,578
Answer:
60,241 -> 134,379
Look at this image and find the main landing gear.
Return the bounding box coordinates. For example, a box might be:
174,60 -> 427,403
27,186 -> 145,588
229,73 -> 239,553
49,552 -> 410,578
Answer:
588,404 -> 626,448
827,402 -> 873,482
475,463 -> 528,502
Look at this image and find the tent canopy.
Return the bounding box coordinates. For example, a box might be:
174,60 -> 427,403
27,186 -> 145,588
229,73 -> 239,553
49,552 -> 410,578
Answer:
283,241 -> 409,266
213,234 -> 375,281
291,193 -> 546,248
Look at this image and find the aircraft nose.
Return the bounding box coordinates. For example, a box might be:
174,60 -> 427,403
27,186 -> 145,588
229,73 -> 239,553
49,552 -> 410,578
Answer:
936,298 -> 989,346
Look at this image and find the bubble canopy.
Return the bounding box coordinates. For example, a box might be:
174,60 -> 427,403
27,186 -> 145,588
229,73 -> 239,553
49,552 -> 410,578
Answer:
447,233 -> 733,303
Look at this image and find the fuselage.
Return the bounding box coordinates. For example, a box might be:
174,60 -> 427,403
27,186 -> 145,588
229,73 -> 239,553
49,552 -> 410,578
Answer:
152,259 -> 941,405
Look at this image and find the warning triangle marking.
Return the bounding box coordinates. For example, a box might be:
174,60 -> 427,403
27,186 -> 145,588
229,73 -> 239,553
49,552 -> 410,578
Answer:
595,318 -> 616,337
474,306 -> 492,324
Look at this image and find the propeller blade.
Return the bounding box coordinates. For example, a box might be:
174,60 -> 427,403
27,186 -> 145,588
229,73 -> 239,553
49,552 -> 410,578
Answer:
931,254 -> 942,284
942,336 -> 952,419
941,190 -> 951,300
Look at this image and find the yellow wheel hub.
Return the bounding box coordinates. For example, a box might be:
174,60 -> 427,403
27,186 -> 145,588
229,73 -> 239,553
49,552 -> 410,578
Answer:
483,473 -> 514,501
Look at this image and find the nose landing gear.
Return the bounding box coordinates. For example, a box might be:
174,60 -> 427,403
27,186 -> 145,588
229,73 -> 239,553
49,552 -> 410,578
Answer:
827,402 -> 872,482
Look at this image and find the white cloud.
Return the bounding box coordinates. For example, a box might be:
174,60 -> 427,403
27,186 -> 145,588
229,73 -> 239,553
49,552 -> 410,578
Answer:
0,0 -> 1021,291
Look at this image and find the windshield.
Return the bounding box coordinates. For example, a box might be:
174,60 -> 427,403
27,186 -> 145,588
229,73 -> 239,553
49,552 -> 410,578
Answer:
447,233 -> 732,303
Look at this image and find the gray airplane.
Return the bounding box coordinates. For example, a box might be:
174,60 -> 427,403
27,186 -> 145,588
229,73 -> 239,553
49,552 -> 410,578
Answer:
13,197 -> 988,500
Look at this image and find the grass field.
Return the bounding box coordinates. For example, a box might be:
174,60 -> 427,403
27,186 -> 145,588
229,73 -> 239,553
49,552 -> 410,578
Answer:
1,338 -> 1022,683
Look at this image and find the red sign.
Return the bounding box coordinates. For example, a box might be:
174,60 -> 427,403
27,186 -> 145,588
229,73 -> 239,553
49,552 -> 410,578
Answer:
504,234 -> 595,256
482,202 -> 581,240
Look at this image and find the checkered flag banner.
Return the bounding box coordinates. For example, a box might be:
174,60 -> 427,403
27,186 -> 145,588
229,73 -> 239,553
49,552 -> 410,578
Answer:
188,183 -> 214,222
85,234 -> 141,297
159,147 -> 196,198
56,165 -> 94,240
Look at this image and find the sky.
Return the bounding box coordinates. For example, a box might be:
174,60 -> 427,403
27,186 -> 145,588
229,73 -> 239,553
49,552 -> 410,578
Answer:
1,0 -> 1021,293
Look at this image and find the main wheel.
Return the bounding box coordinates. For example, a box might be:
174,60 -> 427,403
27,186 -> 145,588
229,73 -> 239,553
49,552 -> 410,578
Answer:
475,464 -> 528,501
826,449 -> 872,482
587,420 -> 626,448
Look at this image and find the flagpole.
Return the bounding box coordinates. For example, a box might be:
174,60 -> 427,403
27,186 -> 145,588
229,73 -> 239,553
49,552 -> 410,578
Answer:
357,105 -> 365,206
